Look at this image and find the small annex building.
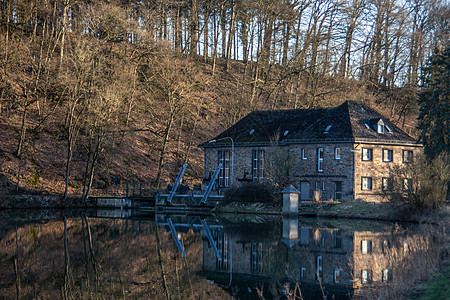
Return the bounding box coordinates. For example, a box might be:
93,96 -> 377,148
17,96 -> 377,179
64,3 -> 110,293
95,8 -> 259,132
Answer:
199,101 -> 422,202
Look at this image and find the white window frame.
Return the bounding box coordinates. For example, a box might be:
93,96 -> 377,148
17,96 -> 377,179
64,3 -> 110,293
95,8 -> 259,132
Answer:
382,177 -> 393,191
302,148 -> 307,160
317,148 -> 324,172
252,150 -> 265,182
382,149 -> 393,162
403,178 -> 412,191
382,269 -> 392,282
218,150 -> 231,187
362,269 -> 371,284
316,256 -> 323,280
382,240 -> 391,253
362,240 -> 372,254
335,147 -> 341,160
362,177 -> 372,191
334,268 -> 341,283
301,266 -> 306,279
362,148 -> 373,161
403,150 -> 413,163
251,242 -> 263,273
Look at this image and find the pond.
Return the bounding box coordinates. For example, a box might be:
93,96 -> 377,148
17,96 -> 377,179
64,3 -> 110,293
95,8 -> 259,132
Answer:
0,209 -> 446,299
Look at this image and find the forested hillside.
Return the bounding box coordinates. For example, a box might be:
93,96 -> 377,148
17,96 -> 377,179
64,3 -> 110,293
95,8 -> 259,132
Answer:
0,0 -> 448,198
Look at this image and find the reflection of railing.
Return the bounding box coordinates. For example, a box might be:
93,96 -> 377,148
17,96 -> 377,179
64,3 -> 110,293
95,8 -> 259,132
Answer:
126,182 -> 154,198
93,182 -> 155,198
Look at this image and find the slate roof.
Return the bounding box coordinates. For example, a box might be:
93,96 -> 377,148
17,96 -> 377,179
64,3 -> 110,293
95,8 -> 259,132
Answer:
199,101 -> 419,147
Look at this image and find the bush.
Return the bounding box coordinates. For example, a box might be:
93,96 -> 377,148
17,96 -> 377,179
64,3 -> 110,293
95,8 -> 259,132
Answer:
383,153 -> 449,210
222,182 -> 281,206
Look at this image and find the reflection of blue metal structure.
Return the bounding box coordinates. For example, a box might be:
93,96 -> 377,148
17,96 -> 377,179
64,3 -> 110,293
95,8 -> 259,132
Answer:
166,163 -> 188,204
200,163 -> 222,204
167,218 -> 186,257
201,219 -> 220,259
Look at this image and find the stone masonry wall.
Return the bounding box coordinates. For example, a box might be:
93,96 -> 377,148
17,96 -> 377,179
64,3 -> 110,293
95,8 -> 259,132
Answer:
289,144 -> 354,201
203,142 -> 421,202
204,143 -> 355,201
353,144 -> 422,202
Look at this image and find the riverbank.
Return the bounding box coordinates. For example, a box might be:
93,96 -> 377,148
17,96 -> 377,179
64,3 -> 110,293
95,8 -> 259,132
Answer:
0,193 -> 97,209
213,200 -> 450,225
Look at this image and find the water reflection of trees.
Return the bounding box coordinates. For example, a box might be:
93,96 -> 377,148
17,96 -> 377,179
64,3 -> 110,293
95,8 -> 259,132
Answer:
0,216 -> 228,299
0,215 -> 445,299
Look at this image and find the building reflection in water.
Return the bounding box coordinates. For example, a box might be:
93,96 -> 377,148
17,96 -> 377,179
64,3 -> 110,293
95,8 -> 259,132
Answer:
197,216 -> 441,299
0,210 -> 442,299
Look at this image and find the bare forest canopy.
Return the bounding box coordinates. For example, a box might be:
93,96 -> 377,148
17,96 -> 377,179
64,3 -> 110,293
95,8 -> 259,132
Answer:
0,0 -> 448,197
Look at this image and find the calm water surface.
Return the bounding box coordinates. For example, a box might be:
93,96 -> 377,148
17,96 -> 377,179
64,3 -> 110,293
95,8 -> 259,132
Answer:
0,209 -> 445,299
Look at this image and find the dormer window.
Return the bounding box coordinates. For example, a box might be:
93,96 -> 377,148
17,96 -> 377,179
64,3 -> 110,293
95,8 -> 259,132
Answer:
377,119 -> 385,134
366,118 -> 387,134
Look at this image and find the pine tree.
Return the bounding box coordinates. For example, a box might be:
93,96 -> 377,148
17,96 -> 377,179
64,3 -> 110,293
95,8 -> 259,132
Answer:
417,46 -> 450,160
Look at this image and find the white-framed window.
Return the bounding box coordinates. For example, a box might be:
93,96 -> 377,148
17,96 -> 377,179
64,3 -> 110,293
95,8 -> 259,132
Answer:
252,150 -> 265,182
316,256 -> 323,280
382,240 -> 391,254
301,266 -> 306,279
403,150 -> 413,163
362,240 -> 372,254
302,148 -> 307,160
403,178 -> 412,191
335,147 -> 341,160
317,148 -> 324,172
334,268 -> 341,283
218,150 -> 230,187
383,149 -> 393,162
362,177 -> 372,190
382,177 -> 393,191
251,242 -> 263,273
315,181 -> 325,191
362,269 -> 371,284
362,148 -> 373,161
378,124 -> 384,133
382,269 -> 392,282
216,231 -> 229,270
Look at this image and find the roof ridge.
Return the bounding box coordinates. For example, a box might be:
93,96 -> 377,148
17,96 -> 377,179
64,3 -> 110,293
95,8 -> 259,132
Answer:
251,106 -> 335,114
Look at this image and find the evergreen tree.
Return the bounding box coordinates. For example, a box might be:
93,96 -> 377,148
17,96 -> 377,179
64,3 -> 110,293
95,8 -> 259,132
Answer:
417,46 -> 450,160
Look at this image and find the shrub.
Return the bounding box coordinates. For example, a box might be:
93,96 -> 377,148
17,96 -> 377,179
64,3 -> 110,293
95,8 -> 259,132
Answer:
223,182 -> 281,206
383,153 -> 449,210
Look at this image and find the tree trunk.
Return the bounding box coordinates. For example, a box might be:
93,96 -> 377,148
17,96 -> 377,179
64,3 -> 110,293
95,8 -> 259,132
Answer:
226,0 -> 236,71
190,0 -> 198,54
212,7 -> 218,74
154,111 -> 174,188
220,2 -> 227,58
282,22 -> 290,66
60,0 -> 69,66
203,4 -> 209,62
240,12 -> 249,63
174,5 -> 182,51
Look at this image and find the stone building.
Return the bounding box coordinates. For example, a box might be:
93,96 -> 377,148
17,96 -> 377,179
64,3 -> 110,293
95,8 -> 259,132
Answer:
199,101 -> 422,202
